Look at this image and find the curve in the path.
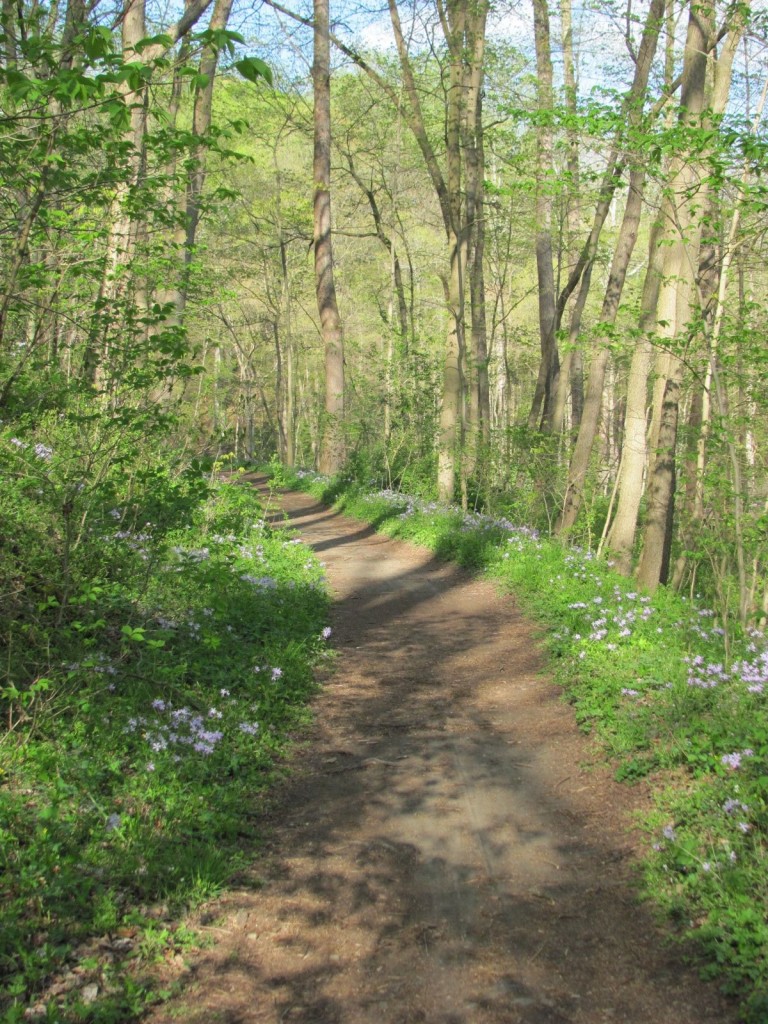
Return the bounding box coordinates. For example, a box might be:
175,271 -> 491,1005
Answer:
148,477 -> 737,1024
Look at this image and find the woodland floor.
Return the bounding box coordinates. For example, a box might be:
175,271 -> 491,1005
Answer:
146,476 -> 741,1024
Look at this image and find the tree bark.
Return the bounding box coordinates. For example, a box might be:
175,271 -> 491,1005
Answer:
527,0 -> 558,433
313,0 -> 345,475
387,0 -> 488,501
637,6 -> 743,589
556,159 -> 652,534
636,0 -> 717,590
179,0 -> 235,312
555,0 -> 665,534
604,221 -> 664,572
467,70 -> 491,449
548,0 -> 580,436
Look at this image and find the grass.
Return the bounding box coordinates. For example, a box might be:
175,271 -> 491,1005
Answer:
0,475 -> 330,1023
273,463 -> 768,1023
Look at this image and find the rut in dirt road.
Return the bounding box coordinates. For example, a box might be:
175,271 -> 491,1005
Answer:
148,476 -> 738,1024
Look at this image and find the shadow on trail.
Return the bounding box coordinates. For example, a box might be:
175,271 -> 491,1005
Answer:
259,486 -> 409,556
159,476 -> 736,1024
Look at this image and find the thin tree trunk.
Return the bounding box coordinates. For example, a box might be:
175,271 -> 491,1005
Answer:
468,84 -> 491,448
528,0 -> 558,432
279,230 -> 297,467
556,160 -> 651,534
174,0 -> 234,316
343,154 -> 409,344
313,0 -> 345,475
549,0 -> 580,435
83,0 -> 214,379
556,0 -> 665,532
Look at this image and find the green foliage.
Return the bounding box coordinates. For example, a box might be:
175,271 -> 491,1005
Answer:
0,44 -> 315,1021
234,57 -> 272,87
277,464 -> 768,1021
0,477 -> 330,1021
485,426 -> 565,534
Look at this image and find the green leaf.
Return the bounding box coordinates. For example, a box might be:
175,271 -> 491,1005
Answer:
102,98 -> 131,130
121,625 -> 146,643
193,27 -> 246,54
134,33 -> 173,54
5,69 -> 42,102
81,26 -> 114,61
234,57 -> 272,87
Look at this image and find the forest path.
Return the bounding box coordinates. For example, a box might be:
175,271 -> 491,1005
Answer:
148,476 -> 736,1024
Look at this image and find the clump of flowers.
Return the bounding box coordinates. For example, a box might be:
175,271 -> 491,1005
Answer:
125,693 -> 266,767
721,749 -> 754,771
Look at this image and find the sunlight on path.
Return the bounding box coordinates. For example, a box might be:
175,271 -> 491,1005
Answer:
148,477 -> 736,1024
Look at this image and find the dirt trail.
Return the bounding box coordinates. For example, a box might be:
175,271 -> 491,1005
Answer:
148,477 -> 738,1024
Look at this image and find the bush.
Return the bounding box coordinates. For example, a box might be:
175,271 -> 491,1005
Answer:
0,468 -> 330,1021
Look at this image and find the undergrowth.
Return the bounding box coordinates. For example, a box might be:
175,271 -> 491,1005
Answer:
272,462 -> 768,1023
1,457 -> 330,1023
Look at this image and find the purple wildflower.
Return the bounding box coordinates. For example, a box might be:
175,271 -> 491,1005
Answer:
722,752 -> 742,770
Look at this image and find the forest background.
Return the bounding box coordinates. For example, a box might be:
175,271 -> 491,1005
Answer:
4,0 -> 768,1019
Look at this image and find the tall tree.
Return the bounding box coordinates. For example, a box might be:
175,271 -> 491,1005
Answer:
83,0 -> 217,381
527,0 -> 559,432
313,0 -> 345,474
259,0 -> 490,498
636,0 -> 743,589
167,0 -> 237,317
388,0 -> 489,501
555,0 -> 665,534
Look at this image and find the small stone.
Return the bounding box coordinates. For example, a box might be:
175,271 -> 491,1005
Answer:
80,983 -> 99,1004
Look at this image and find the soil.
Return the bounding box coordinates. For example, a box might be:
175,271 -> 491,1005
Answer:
147,476 -> 740,1024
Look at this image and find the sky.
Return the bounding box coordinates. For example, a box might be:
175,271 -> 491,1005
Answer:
155,0 -> 768,124
240,0 -> 656,98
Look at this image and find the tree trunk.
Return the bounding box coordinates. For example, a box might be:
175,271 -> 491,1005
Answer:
313,0 -> 345,475
605,220 -> 664,571
549,0 -> 580,436
637,3 -> 743,589
386,0 -> 488,501
467,84 -> 491,449
556,160 -> 651,534
175,0 -> 234,316
637,1 -> 714,589
527,0 -> 558,432
437,233 -> 465,503
84,0 -> 215,379
556,0 -> 665,533
268,0 -> 488,496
